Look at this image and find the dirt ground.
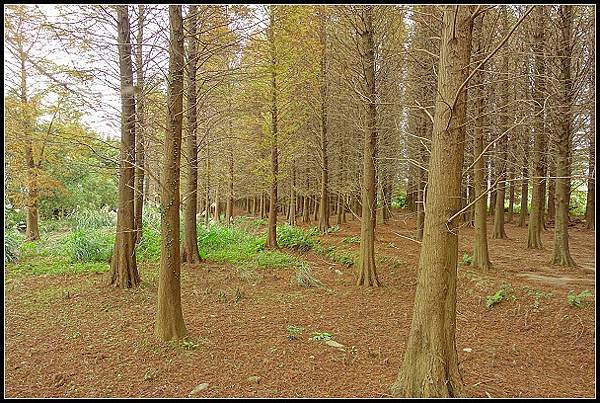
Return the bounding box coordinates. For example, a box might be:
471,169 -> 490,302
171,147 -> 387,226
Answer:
4,211 -> 596,398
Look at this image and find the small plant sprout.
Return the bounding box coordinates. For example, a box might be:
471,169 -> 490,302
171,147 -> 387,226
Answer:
485,284 -> 513,309
310,332 -> 333,341
462,253 -> 473,265
566,290 -> 593,308
287,325 -> 304,339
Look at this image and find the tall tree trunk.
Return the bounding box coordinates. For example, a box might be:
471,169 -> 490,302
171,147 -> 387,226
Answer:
289,166 -> 296,226
471,13 -> 491,269
585,109 -> 595,229
266,6 -> 279,249
356,6 -> 380,287
156,5 -> 187,341
551,5 -> 576,267
392,6 -> 474,397
546,159 -> 556,224
181,5 -> 201,264
19,37 -> 40,241
318,9 -> 330,233
133,5 -> 145,245
493,6 -> 509,239
527,6 -> 547,249
110,5 -> 140,288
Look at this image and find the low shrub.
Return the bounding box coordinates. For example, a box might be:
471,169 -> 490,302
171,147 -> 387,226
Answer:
567,290 -> 593,308
4,231 -> 23,263
67,209 -> 114,230
61,228 -> 114,263
277,224 -> 317,251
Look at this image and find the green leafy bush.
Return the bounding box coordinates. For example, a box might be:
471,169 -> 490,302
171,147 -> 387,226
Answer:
391,194 -> 407,209
4,231 -> 23,263
485,284 -> 513,309
61,229 -> 114,263
67,209 -> 113,230
567,290 -> 593,308
136,225 -> 162,261
277,224 -> 316,251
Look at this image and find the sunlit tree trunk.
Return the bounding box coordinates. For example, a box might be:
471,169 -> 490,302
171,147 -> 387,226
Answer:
133,5 -> 145,245
110,5 -> 140,288
182,5 -> 201,263
392,6 -> 474,397
156,5 -> 187,341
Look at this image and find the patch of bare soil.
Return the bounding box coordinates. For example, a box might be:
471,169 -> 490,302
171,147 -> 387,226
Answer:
4,211 -> 595,397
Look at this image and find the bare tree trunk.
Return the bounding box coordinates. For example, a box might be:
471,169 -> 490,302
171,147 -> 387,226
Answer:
551,5 -> 576,267
356,6 -> 380,287
527,6 -> 547,249
392,6 -> 474,397
156,5 -> 187,341
265,6 -> 279,249
181,5 -> 201,263
19,37 -> 40,241
471,13 -> 491,269
110,5 -> 140,288
133,5 -> 145,245
318,9 -> 330,233
493,6 -> 509,239
585,109 -> 595,229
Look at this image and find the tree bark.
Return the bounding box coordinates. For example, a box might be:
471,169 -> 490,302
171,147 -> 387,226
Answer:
110,5 -> 140,289
156,5 -> 187,341
133,5 -> 145,245
181,5 -> 201,264
471,13 -> 491,269
356,6 -> 380,287
527,6 -> 547,249
265,6 -> 279,249
392,6 -> 474,397
551,5 -> 576,267
318,9 -> 330,233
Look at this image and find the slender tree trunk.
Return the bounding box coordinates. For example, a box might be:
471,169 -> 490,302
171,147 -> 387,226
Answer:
585,110 -> 595,229
551,5 -> 576,267
392,6 -> 474,397
518,127 -> 530,227
181,5 -> 201,264
19,39 -> 40,241
546,159 -> 556,225
266,6 -> 279,249
156,5 -> 187,341
356,6 -> 380,287
110,5 -> 140,288
133,5 -> 145,245
471,13 -> 491,269
527,6 -> 547,249
493,7 -> 509,239
318,10 -> 330,233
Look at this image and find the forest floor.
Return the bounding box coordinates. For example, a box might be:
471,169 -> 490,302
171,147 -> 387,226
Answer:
4,210 -> 596,398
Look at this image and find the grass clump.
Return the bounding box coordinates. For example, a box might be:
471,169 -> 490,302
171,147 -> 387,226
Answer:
566,290 -> 593,308
293,262 -> 324,288
197,223 -> 265,265
61,228 -> 114,263
254,250 -> 296,268
462,253 -> 473,265
341,235 -> 361,244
